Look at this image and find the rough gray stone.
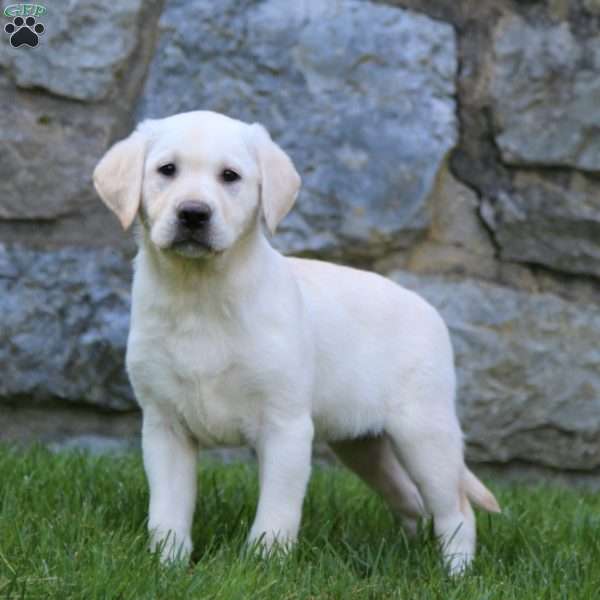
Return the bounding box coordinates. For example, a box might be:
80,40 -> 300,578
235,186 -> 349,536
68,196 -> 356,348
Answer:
429,169 -> 494,257
584,0 -> 600,14
138,0 -> 457,259
483,172 -> 600,278
390,270 -> 600,471
490,15 -> 600,171
0,78 -> 118,220
0,243 -> 134,410
0,401 -> 141,452
0,0 -> 147,102
406,242 -> 499,281
398,170 -> 497,280
0,205 -> 136,250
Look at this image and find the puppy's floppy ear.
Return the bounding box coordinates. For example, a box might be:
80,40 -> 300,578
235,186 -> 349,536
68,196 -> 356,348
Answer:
93,130 -> 147,230
249,123 -> 301,235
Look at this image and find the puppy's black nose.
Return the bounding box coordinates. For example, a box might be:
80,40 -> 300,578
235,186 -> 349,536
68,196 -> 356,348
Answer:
177,201 -> 212,229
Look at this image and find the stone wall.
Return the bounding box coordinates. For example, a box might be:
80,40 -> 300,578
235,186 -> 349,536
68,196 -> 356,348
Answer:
1,0 -> 599,483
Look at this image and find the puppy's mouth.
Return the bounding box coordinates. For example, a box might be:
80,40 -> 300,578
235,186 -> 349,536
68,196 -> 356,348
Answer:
169,232 -> 220,258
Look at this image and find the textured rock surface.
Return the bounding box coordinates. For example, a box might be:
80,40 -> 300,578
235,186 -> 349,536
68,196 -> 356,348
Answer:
429,170 -> 494,257
391,270 -> 600,471
483,172 -> 600,278
490,15 -> 600,171
0,77 -> 118,221
0,402 -> 141,452
584,0 -> 600,14
0,243 -> 133,410
139,0 -> 457,259
0,0 -> 151,102
0,0 -> 162,240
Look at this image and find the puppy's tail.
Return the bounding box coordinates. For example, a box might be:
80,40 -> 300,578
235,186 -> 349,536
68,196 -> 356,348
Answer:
463,468 -> 501,513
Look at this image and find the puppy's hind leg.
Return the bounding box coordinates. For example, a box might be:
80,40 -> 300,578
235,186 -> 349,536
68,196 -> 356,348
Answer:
330,434 -> 425,536
385,390 -> 475,575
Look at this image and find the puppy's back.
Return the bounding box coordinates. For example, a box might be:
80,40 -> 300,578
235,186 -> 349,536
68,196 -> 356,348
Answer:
287,257 -> 455,437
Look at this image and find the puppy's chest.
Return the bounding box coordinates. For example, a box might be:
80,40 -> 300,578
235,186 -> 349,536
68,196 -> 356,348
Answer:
129,319 -> 262,447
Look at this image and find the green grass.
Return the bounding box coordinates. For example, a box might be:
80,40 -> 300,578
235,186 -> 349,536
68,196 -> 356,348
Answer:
0,446 -> 599,599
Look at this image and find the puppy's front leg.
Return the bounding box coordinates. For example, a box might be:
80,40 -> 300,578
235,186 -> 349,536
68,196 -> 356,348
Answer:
248,414 -> 314,551
142,405 -> 198,563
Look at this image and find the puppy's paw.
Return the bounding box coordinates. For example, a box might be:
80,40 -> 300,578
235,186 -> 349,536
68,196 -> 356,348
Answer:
400,514 -> 420,538
149,528 -> 192,564
246,527 -> 296,557
444,551 -> 474,576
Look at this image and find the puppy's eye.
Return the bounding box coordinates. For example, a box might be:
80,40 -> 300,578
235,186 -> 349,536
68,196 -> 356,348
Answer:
221,169 -> 241,183
158,163 -> 176,177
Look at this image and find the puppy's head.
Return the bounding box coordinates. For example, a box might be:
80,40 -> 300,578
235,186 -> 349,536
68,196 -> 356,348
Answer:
93,111 -> 300,258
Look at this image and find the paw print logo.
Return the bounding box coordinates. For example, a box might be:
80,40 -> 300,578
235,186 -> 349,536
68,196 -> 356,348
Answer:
4,16 -> 45,48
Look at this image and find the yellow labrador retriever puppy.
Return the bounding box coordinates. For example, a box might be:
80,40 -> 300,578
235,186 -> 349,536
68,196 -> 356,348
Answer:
93,111 -> 499,574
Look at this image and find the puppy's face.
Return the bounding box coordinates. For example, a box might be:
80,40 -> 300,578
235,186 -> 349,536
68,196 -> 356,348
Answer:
141,114 -> 261,258
93,111 -> 300,259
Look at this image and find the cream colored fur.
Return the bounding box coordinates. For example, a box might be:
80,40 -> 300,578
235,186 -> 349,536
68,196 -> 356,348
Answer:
93,110 -> 499,575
